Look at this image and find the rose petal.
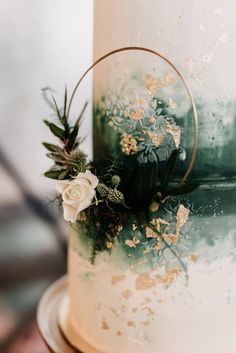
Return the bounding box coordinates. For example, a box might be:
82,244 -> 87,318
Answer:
76,170 -> 99,189
56,180 -> 70,193
62,202 -> 79,223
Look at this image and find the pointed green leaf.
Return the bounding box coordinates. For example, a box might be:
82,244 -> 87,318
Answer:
161,149 -> 178,191
74,101 -> 88,126
68,125 -> 79,150
44,169 -> 63,179
43,142 -> 61,152
44,120 -> 65,140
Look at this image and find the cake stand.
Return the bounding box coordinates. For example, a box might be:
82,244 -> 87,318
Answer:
37,276 -> 81,353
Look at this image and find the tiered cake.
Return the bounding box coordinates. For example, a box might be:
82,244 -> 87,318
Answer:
45,1 -> 236,353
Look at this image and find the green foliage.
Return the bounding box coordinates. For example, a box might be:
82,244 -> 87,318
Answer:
42,87 -> 88,179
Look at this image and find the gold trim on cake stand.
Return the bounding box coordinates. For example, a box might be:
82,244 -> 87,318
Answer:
37,276 -> 103,353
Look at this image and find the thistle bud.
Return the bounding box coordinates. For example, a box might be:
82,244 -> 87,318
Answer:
111,175 -> 121,187
107,188 -> 124,204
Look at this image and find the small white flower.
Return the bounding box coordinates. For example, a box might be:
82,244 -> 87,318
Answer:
56,170 -> 98,223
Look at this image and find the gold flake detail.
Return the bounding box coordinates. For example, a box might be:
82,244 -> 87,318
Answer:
143,307 -> 155,316
101,318 -> 109,330
111,275 -> 125,285
122,289 -> 133,300
130,109 -> 144,121
127,320 -> 136,327
135,273 -> 156,290
147,131 -> 165,146
165,123 -> 181,148
144,73 -> 176,95
117,331 -> 122,336
176,205 -> 190,235
189,254 -> 198,263
120,133 -> 138,155
156,268 -> 181,285
106,241 -> 113,249
146,218 -> 169,238
125,237 -> 140,248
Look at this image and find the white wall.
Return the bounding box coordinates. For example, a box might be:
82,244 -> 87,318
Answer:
0,0 -> 93,198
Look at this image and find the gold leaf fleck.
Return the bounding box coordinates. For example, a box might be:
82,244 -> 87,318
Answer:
143,307 -> 155,316
189,254 -> 198,263
117,331 -> 122,336
130,109 -> 144,121
111,275 -> 125,285
176,205 -> 190,235
106,241 -> 113,249
156,268 -> 181,285
165,124 -> 181,148
147,131 -> 165,146
122,289 -> 133,300
125,237 -> 140,248
127,320 -> 136,327
101,318 -> 109,330
144,74 -> 159,95
135,273 -> 156,290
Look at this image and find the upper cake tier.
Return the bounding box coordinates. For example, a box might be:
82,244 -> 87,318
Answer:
93,0 -> 236,181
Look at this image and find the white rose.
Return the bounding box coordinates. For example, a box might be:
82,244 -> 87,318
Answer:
56,170 -> 98,223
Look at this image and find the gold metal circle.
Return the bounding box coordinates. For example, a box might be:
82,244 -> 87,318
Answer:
67,46 -> 198,185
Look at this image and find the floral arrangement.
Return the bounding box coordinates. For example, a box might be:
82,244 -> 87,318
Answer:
42,84 -> 198,266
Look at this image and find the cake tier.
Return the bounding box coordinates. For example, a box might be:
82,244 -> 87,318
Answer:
66,182 -> 236,353
93,0 -> 236,180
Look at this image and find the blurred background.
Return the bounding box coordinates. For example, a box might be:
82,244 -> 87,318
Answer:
0,1 -> 93,352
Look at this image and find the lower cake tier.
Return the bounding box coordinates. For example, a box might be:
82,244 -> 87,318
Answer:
66,182 -> 236,353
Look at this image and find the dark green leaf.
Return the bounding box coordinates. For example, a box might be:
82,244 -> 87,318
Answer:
160,149 -> 178,191
44,120 -> 65,140
42,142 -> 62,152
44,169 -> 63,179
68,125 -> 79,150
74,101 -> 88,126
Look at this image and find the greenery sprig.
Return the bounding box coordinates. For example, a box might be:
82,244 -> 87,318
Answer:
42,87 -> 88,180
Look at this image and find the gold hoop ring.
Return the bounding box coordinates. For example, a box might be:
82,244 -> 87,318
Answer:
67,46 -> 198,186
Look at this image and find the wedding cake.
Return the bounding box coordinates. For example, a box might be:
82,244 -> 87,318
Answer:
43,1 -> 236,353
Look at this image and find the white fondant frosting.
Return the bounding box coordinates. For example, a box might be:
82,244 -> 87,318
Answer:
65,230 -> 236,353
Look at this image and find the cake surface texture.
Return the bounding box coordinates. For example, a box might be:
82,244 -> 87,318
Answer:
54,0 -> 236,352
